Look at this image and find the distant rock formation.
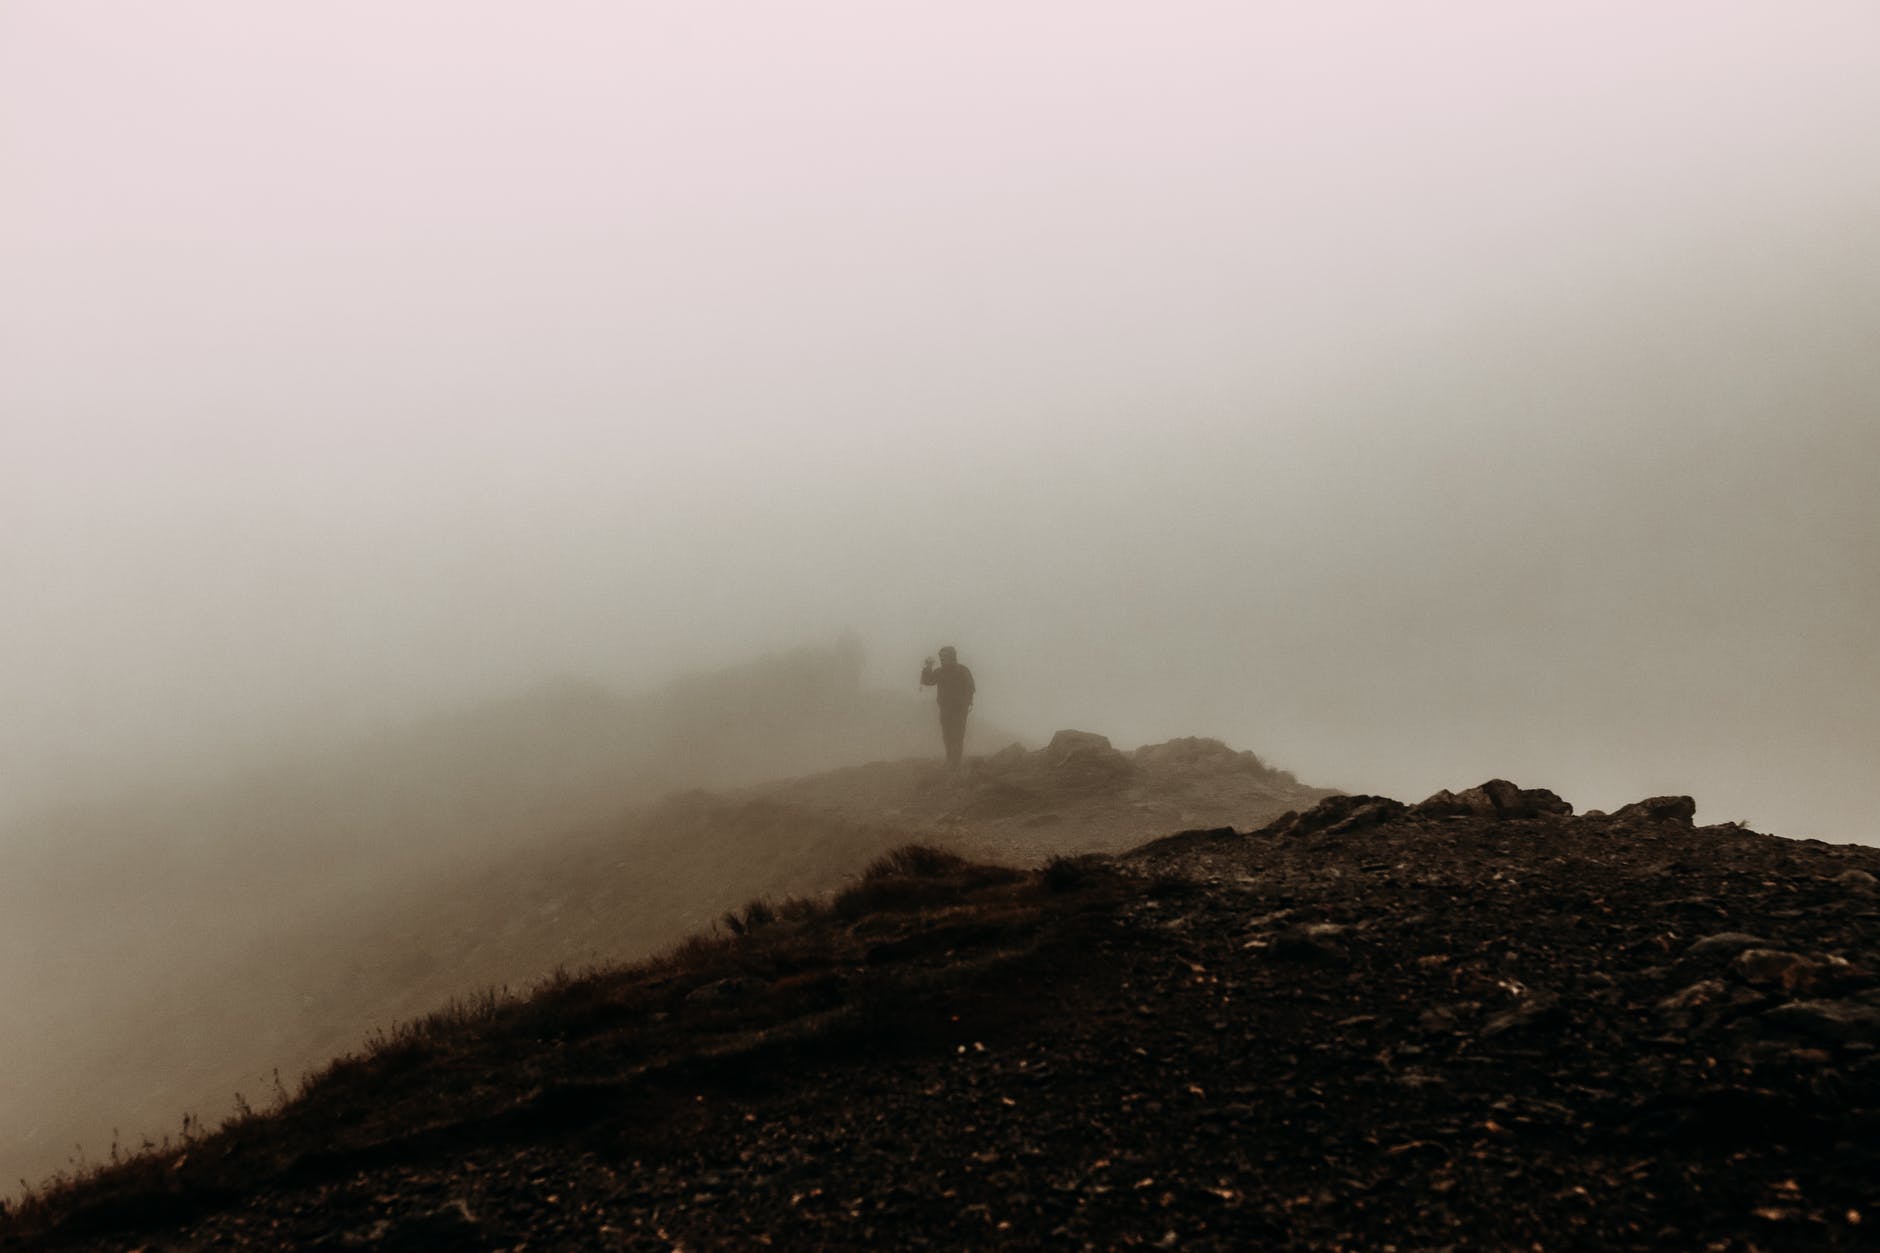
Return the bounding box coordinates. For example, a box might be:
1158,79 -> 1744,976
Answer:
1413,779 -> 1575,821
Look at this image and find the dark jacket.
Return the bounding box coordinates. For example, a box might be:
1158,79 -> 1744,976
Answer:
920,661 -> 976,712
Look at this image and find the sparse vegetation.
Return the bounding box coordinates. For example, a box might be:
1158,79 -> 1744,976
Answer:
1042,852 -> 1110,893
862,843 -> 970,880
0,844 -> 1103,1246
833,849 -> 1025,919
722,896 -> 778,935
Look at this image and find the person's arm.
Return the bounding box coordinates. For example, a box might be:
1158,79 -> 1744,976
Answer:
963,667 -> 976,707
920,658 -> 937,686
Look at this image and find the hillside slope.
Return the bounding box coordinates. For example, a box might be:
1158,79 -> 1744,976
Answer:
0,713 -> 1322,1194
290,729 -> 1333,1038
9,784 -> 1879,1250
0,640 -> 1033,1192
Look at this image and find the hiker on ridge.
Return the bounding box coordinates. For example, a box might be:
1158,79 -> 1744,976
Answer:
920,646 -> 976,769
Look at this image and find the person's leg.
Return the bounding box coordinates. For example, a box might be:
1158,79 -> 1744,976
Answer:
942,707 -> 965,767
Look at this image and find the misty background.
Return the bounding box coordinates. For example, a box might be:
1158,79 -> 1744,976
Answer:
5,4 -> 1878,832
4,0 -> 1879,1193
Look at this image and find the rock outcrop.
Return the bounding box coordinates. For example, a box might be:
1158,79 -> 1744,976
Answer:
1414,778 -> 1575,820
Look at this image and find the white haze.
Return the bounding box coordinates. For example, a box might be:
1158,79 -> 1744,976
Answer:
5,11 -> 1879,831
4,0 -> 1880,1192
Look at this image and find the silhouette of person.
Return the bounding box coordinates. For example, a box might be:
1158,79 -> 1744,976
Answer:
920,646 -> 975,768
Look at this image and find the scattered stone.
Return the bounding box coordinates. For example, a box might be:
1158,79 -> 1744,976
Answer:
1832,869 -> 1879,894
1732,949 -> 1821,990
1129,827 -> 1240,859
1266,925 -> 1346,964
685,975 -> 767,1005
1418,1006 -> 1464,1034
1762,999 -> 1880,1044
1480,996 -> 1569,1038
1688,932 -> 1772,958
1659,979 -> 1730,1012
325,1220 -> 389,1249
373,1199 -> 481,1252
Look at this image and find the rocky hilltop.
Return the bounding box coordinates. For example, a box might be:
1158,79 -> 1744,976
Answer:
8,779 -> 1878,1250
744,729 -> 1335,861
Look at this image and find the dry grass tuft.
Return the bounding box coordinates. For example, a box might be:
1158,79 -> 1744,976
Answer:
863,844 -> 970,881
834,844 -> 1023,918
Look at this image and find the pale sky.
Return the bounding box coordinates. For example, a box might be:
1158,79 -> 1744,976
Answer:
4,2 -> 1878,835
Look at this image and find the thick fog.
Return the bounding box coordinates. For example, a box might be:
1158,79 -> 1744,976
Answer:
5,0 -> 1880,1194
5,4 -> 1878,834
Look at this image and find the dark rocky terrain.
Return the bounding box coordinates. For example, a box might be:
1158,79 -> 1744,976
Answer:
7,780 -> 1879,1250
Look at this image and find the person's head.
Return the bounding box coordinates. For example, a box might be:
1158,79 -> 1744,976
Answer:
938,645 -> 958,665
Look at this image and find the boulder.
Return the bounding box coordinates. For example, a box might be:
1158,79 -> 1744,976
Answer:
1762,999 -> 1880,1044
1260,794 -> 1406,838
1043,730 -> 1136,777
1414,780 -> 1572,820
1610,795 -> 1697,826
1731,949 -> 1823,992
1832,869 -> 1879,894
1412,789 -> 1468,816
1046,729 -> 1116,756
1322,798 -> 1407,836
1687,932 -> 1773,958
